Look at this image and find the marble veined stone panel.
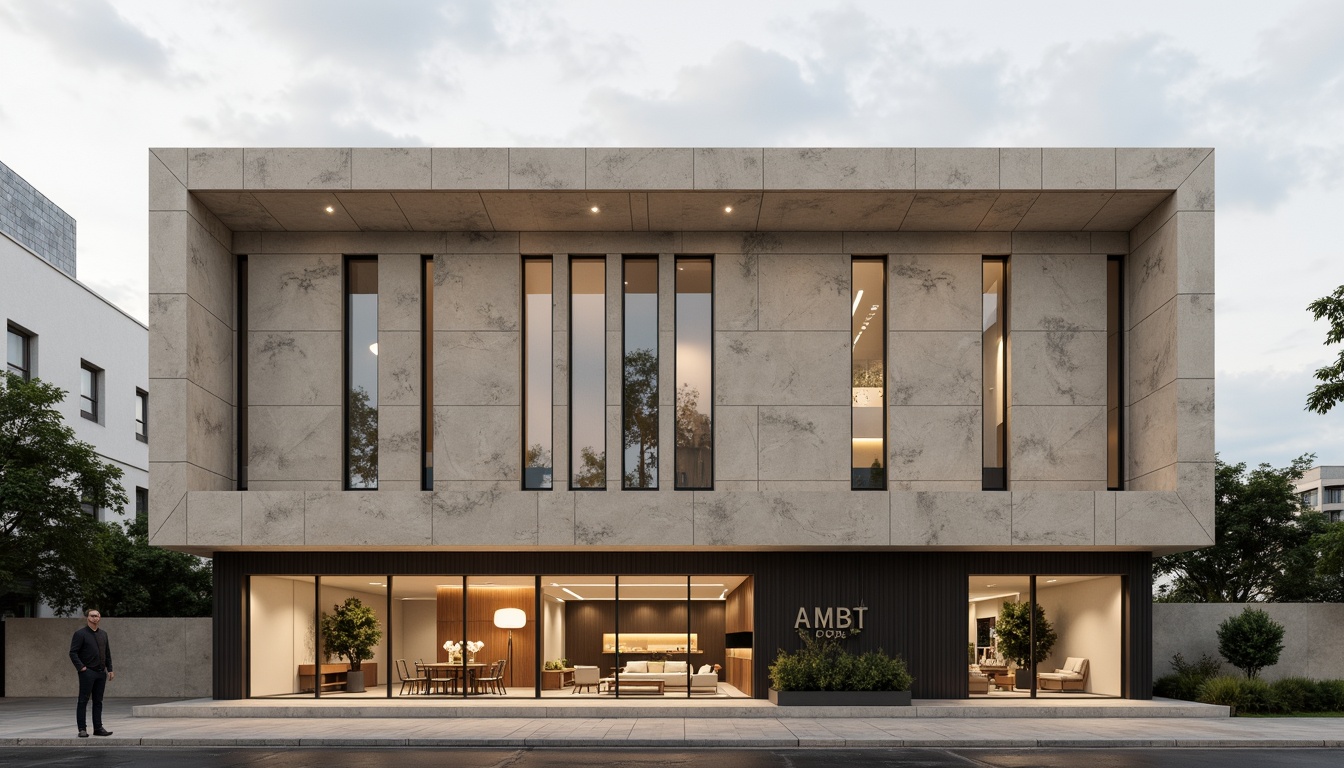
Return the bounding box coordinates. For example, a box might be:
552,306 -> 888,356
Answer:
188,297 -> 234,405
539,491 -> 576,546
694,148 -> 764,189
377,331 -> 420,407
1116,491 -> 1212,547
1127,381 -> 1177,481
695,492 -> 889,546
715,331 -> 849,406
244,148 -> 351,189
434,406 -> 520,482
888,406 -> 981,482
241,491 -> 306,546
378,253 -> 422,331
888,331 -> 980,406
433,253 -> 520,332
149,294 -> 186,380
305,491 -> 431,546
1010,330 -> 1107,407
757,253 -> 850,332
889,254 -> 981,332
714,253 -> 758,332
891,492 -> 1011,546
186,491 -> 242,546
576,491 -> 693,546
714,405 -> 759,482
1127,298 -> 1177,406
1010,490 -> 1094,546
1009,405 -> 1106,484
757,406 -> 850,482
433,484 -> 539,545
187,383 -> 235,481
1127,218 -> 1177,329
379,405 -> 421,484
248,254 -> 341,332
248,405 -> 342,483
1009,253 -> 1106,333
248,331 -> 341,406
433,331 -> 520,406
187,217 -> 236,329
1178,379 -> 1215,464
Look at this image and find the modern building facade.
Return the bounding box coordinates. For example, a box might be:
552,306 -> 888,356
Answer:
1295,465 -> 1344,523
148,147 -> 1215,700
2,159 -> 149,618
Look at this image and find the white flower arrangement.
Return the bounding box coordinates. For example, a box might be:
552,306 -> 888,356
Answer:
442,640 -> 485,659
467,640 -> 484,654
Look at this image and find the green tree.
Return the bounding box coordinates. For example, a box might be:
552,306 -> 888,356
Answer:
1217,607 -> 1286,679
572,446 -> 606,488
1306,285 -> 1344,414
0,374 -> 126,615
995,600 -> 1058,668
347,386 -> 378,488
321,596 -> 382,671
621,348 -> 658,488
1154,455 -> 1341,602
92,508 -> 212,617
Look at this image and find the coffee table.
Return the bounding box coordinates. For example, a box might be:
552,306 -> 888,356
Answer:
599,677 -> 665,695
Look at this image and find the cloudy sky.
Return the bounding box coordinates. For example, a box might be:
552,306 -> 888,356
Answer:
1,0 -> 1342,468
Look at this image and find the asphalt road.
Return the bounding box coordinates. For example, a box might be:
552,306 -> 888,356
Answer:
1,748 -> 1342,768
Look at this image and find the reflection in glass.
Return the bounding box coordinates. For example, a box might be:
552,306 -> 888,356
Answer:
1107,257 -> 1123,490
423,256 -> 433,489
524,259 -> 553,489
570,258 -> 606,489
983,259 -> 1007,490
347,258 -> 378,489
675,258 -> 712,489
623,258 -> 658,489
851,258 -> 885,489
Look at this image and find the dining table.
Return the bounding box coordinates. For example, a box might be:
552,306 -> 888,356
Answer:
418,661 -> 489,695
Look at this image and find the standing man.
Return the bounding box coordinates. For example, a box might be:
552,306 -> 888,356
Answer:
69,608 -> 114,737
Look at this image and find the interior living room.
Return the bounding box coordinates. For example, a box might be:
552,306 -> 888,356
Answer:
968,575 -> 1122,698
247,573 -> 754,699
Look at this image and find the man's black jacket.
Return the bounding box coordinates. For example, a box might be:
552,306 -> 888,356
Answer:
69,626 -> 112,672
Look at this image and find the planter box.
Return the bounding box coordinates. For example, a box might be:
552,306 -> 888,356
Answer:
768,689 -> 911,706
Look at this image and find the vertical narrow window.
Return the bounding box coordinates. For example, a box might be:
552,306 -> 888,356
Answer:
622,257 -> 658,490
80,361 -> 101,422
982,258 -> 1007,490
523,258 -> 553,489
1107,256 -> 1123,490
851,258 -> 886,489
346,257 -> 378,490
7,324 -> 31,380
135,388 -> 148,443
135,487 -> 148,518
422,255 -> 433,490
570,257 -> 606,489
238,255 -> 249,490
675,257 -> 713,489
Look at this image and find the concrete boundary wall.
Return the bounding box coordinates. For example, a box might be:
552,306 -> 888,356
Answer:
3,618 -> 211,697
1153,603 -> 1344,681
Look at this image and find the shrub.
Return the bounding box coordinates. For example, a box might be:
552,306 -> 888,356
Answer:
1217,607 -> 1286,679
769,632 -> 913,692
1197,675 -> 1273,715
1154,652 -> 1223,700
1308,679 -> 1344,712
1269,677 -> 1317,713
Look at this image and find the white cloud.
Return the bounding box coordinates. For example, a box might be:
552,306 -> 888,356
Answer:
1217,366 -> 1344,466
5,0 -> 170,77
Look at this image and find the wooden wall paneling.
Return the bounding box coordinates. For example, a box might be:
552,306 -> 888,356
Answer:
434,585 -> 536,688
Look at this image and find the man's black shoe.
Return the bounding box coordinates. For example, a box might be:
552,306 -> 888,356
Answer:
78,730 -> 88,738
93,729 -> 113,736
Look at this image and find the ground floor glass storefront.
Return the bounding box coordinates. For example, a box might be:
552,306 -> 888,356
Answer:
218,551 -> 1150,702
246,573 -> 755,699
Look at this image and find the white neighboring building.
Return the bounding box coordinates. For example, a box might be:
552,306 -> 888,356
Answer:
1295,465 -> 1344,524
1,159 -> 148,618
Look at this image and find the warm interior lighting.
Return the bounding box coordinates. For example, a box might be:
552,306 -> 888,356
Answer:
368,342 -> 378,355
724,206 -> 733,213
561,587 -> 584,600
851,289 -> 863,316
325,205 -> 335,214
1046,579 -> 1058,583
590,206 -> 600,213
493,607 -> 527,629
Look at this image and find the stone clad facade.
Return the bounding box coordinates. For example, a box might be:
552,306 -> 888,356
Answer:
147,147 -> 1214,699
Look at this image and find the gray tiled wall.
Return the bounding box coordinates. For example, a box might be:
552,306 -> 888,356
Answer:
0,159 -> 76,277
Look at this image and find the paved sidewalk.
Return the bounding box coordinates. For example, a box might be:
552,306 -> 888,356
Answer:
1,698 -> 1342,748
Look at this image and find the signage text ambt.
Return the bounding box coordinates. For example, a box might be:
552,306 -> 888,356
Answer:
794,604 -> 868,639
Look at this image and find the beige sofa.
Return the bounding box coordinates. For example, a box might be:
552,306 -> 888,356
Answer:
1037,657 -> 1089,691
616,661 -> 719,692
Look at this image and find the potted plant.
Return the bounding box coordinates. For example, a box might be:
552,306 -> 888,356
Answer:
767,632 -> 914,706
321,597 -> 382,693
995,601 -> 1057,689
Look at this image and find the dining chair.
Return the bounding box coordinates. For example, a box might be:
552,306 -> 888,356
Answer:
397,659 -> 427,695
477,660 -> 505,695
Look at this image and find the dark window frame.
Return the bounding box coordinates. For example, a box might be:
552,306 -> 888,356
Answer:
343,255 -> 380,491
674,255 -> 715,491
521,256 -> 554,491
1107,255 -> 1125,491
7,323 -> 33,381
80,360 -> 102,422
850,256 -> 887,491
237,255 -> 249,490
568,255 -> 608,491
422,255 -> 434,490
135,388 -> 149,443
620,255 -> 660,491
982,257 -> 1009,491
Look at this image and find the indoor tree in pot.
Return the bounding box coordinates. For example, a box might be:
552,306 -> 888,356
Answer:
321,597 -> 383,693
995,601 -> 1057,689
